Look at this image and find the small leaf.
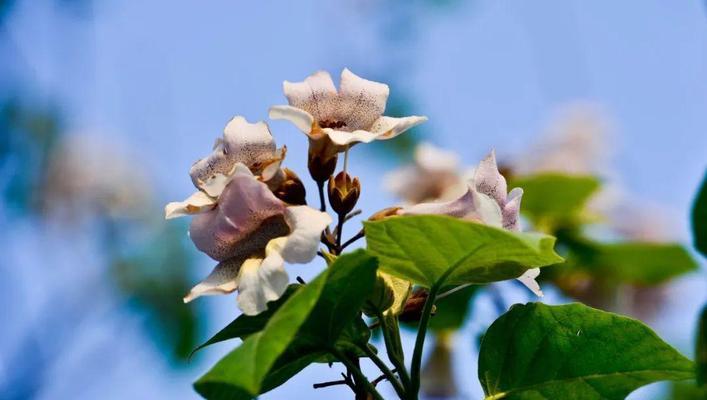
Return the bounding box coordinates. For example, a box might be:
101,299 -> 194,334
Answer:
364,215 -> 563,288
193,250 -> 378,399
692,170 -> 707,257
511,173 -> 600,225
478,302 -> 695,400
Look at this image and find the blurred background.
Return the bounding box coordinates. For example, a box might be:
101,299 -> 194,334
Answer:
1,0 -> 706,399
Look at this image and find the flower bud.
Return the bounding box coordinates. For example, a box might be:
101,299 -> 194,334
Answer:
307,143 -> 338,184
273,168 -> 307,205
399,288 -> 436,322
327,172 -> 360,216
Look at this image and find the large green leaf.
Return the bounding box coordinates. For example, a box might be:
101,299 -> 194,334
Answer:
364,215 -> 563,288
194,250 -> 378,399
692,171 -> 707,257
478,303 -> 695,400
510,173 -> 600,225
588,242 -> 698,285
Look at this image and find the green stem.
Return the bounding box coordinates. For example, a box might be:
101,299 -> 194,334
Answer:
360,344 -> 406,399
331,349 -> 384,400
379,313 -> 412,391
408,282 -> 442,399
317,180 -> 327,212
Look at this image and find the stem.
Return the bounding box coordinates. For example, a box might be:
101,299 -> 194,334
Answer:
340,229 -> 365,251
317,180 -> 327,212
335,213 -> 345,252
331,349 -> 384,400
343,145 -> 350,176
313,379 -> 348,389
379,313 -> 412,391
409,282 -> 442,399
360,345 -> 406,399
436,283 -> 473,301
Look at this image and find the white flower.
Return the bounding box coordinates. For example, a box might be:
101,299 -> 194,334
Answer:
164,117 -> 331,315
398,151 -> 543,296
269,69 -> 427,159
384,143 -> 469,204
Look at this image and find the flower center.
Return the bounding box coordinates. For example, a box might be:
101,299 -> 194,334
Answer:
319,119 -> 347,129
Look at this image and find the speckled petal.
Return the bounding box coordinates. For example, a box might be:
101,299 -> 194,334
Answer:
325,128 -> 379,146
516,268 -> 543,297
502,187 -> 523,231
368,115 -> 428,140
473,151 -> 508,206
164,190 -> 216,219
283,70 -> 338,121
189,167 -> 287,261
280,206 -> 332,263
337,68 -> 389,130
189,116 -> 277,187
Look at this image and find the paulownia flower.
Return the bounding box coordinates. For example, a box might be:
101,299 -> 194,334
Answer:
165,117 -> 331,315
384,142 -> 470,204
398,151 -> 543,296
269,69 -> 427,162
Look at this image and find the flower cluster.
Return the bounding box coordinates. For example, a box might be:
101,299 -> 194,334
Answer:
166,69 -> 541,316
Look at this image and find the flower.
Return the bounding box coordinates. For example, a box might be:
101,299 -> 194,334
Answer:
269,69 -> 427,162
398,151 -> 543,296
165,117 -> 331,315
384,142 -> 470,204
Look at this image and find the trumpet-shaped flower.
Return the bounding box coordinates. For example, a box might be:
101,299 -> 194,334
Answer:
399,151 -> 542,296
384,142 -> 470,204
164,117 -> 331,315
269,69 -> 427,160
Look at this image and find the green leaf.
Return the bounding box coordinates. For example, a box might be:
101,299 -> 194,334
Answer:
510,173 -> 600,225
190,285 -> 300,357
364,215 -> 563,288
692,171 -> 707,257
698,304 -> 707,388
193,250 -> 378,399
588,242 -> 698,285
478,302 -> 695,400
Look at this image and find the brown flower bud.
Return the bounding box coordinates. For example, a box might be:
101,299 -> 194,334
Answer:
327,172 -> 360,216
273,168 -> 307,205
307,135 -> 339,183
399,288 -> 436,322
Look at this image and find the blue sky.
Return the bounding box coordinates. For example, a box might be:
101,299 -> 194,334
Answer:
3,0 -> 706,399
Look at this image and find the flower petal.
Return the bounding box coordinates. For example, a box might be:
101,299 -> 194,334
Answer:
516,268 -> 543,297
337,68 -> 389,130
189,167 -> 288,261
283,70 -> 338,121
502,187 -> 523,231
269,105 -> 315,135
473,150 -> 508,206
415,143 -> 459,173
399,187 -> 477,218
190,116 -> 277,187
369,115 -> 428,140
236,243 -> 290,315
183,256 -> 245,302
324,128 -> 378,146
280,205 -> 332,263
164,190 -> 216,219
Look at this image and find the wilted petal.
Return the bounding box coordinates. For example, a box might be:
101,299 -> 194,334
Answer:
283,70 -> 338,121
502,187 -> 523,231
473,151 -> 508,206
165,191 -> 215,219
183,256 -> 245,302
189,168 -> 288,261
517,268 -> 543,297
369,115 -> 428,140
280,205 -> 332,263
237,244 -> 290,315
337,68 -> 389,130
190,116 -> 277,187
269,105 -> 315,136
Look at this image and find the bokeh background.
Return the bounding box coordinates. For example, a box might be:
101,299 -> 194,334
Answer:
1,1 -> 706,399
